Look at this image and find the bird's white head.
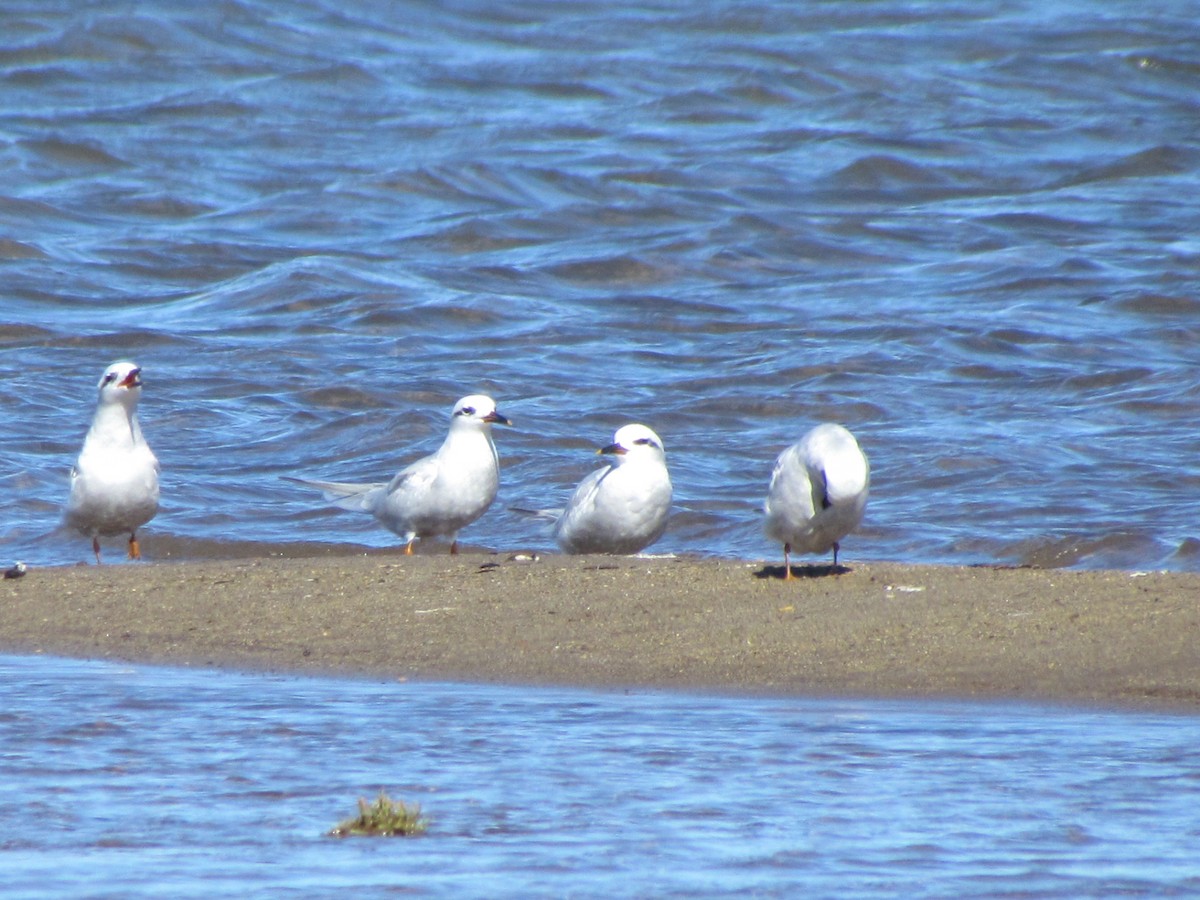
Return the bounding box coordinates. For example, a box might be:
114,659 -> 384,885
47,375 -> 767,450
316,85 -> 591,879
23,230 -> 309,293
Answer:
96,361 -> 144,406
451,394 -> 512,429
600,423 -> 666,464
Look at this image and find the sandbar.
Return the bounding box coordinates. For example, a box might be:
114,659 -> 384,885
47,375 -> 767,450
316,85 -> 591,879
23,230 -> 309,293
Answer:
3,553 -> 1198,711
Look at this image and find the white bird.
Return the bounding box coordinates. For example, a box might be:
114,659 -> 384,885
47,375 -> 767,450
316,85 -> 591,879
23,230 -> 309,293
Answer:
291,394 -> 510,555
65,361 -> 160,564
553,423 -> 672,555
763,423 -> 869,578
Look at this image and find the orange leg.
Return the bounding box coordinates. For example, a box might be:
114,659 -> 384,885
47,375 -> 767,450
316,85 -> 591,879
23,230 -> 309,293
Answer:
783,543 -> 793,581
404,539 -> 415,555
450,540 -> 459,555
93,537 -> 102,565
128,532 -> 141,560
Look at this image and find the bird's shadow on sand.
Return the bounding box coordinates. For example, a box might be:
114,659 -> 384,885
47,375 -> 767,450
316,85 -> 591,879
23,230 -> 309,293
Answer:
754,564 -> 851,580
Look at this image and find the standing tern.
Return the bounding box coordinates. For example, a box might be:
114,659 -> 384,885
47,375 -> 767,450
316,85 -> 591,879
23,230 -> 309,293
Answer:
65,361 -> 160,564
553,423 -> 672,555
763,423 -> 868,577
291,394 -> 511,554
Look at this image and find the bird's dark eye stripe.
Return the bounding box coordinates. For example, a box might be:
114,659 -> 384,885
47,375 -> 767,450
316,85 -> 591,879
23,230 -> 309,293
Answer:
458,406 -> 475,416
634,438 -> 656,446
102,373 -> 118,385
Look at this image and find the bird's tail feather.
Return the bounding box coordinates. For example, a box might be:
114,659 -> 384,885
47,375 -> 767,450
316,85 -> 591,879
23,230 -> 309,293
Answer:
510,505 -> 563,522
284,476 -> 384,512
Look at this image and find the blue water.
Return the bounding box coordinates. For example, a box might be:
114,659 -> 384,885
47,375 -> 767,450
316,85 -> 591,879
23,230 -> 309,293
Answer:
1,0 -> 1198,570
1,654 -> 1198,898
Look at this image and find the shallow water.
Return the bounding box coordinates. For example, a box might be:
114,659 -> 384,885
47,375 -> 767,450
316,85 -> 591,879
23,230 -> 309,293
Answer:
2,0 -> 1199,570
2,654 -> 1199,898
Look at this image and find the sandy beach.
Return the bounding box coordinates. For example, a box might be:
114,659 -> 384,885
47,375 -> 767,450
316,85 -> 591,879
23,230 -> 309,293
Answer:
3,552 -> 1198,711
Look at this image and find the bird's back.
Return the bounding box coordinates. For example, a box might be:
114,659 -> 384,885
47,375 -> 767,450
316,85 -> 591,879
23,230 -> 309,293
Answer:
764,424 -> 868,554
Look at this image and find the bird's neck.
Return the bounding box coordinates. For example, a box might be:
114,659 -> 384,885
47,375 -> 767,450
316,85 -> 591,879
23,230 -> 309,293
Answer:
86,401 -> 142,450
442,428 -> 496,466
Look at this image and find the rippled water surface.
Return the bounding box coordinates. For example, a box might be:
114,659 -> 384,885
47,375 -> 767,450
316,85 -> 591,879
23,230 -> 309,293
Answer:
2,0 -> 1199,569
2,654 -> 1198,898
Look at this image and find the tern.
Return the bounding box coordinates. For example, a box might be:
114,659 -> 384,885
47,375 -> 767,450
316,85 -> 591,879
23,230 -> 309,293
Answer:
552,423 -> 672,555
291,394 -> 511,554
65,361 -> 160,564
763,423 -> 868,578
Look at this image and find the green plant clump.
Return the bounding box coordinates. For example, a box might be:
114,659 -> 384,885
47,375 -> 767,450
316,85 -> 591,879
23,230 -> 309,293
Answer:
330,791 -> 429,838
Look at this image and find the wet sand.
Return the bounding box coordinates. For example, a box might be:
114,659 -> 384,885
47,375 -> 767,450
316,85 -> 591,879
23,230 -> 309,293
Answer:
3,553 -> 1198,711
